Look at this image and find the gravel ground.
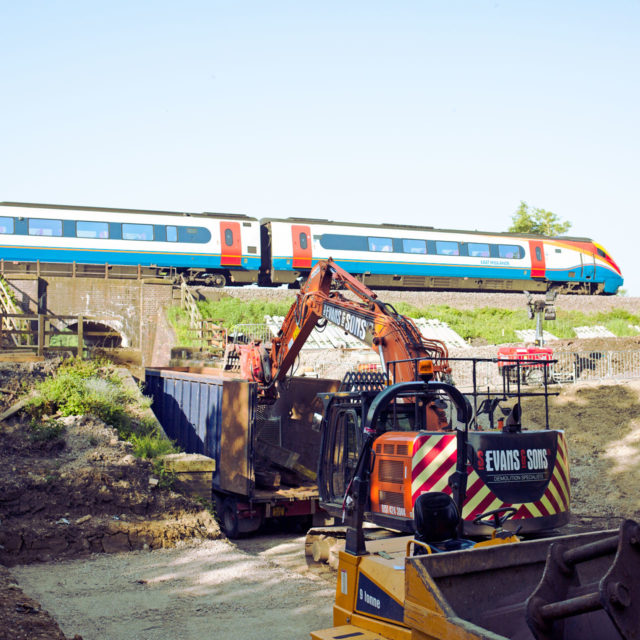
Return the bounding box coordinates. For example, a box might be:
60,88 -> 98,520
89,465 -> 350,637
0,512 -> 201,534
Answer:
11,539 -> 334,640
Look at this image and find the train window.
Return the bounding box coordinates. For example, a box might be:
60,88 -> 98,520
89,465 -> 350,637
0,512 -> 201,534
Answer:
123,223 -> 153,241
596,248 -> 607,258
368,237 -> 393,252
402,239 -> 426,254
468,242 -> 490,257
435,241 -> 459,256
319,234 -> 368,251
178,226 -> 211,243
535,247 -> 542,261
29,218 -> 62,237
166,226 -> 178,242
225,228 -> 234,247
0,216 -> 14,234
498,244 -> 522,259
299,232 -> 308,250
77,221 -> 109,239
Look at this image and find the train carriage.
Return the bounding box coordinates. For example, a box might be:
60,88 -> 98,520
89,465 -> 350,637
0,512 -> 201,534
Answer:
0,202 -> 262,286
0,203 -> 623,294
263,218 -> 623,294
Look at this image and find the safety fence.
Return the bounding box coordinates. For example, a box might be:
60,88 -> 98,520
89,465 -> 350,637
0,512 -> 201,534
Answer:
224,321 -> 640,386
305,350 -> 640,388
550,350 -> 640,383
228,323 -> 274,346
436,351 -> 640,389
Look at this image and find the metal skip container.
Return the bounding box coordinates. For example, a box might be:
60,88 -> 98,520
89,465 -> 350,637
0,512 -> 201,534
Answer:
145,366 -> 339,536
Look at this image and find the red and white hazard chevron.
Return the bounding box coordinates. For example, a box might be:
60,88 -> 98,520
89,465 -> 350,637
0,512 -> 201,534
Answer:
411,432 -> 570,521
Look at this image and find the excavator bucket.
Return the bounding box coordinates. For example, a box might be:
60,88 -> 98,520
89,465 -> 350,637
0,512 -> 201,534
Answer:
404,521 -> 640,640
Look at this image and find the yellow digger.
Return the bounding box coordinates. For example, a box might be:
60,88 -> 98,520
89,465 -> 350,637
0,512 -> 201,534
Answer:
310,383 -> 640,640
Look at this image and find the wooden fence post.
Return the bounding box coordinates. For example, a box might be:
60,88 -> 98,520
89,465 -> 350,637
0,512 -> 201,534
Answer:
37,314 -> 44,356
77,315 -> 84,358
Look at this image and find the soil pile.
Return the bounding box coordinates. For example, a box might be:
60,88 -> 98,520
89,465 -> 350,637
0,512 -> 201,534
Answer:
0,362 -> 221,640
522,379 -> 640,527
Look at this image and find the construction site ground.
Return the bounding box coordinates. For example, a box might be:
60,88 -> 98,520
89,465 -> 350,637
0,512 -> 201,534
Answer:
2,335 -> 640,638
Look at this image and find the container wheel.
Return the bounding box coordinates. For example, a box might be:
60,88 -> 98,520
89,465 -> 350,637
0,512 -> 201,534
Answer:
221,498 -> 240,539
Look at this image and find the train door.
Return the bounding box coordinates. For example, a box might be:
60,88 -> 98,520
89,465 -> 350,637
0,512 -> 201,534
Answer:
291,225 -> 312,269
220,221 -> 241,266
529,240 -> 546,278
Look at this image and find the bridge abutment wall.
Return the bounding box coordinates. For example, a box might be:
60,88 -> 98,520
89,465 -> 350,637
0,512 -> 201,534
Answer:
6,276 -> 175,366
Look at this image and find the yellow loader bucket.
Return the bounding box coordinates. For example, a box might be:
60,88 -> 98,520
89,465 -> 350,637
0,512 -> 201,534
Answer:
405,522 -> 639,639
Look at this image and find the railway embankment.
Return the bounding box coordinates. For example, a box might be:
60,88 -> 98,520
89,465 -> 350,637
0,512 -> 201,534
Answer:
222,287 -> 640,314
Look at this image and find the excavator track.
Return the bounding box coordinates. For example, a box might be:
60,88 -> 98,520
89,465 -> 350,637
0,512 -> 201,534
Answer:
304,526 -> 400,570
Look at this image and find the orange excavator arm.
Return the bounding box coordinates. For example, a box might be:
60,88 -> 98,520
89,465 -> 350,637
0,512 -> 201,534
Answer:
264,259 -> 449,388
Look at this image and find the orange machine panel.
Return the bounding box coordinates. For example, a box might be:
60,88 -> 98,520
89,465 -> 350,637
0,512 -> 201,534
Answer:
369,432 -> 417,519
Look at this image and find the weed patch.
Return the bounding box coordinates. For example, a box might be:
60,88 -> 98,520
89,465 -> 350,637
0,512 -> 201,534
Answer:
152,459 -> 178,490
23,358 -> 179,461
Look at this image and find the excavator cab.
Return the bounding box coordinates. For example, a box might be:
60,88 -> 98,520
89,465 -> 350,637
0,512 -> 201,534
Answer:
317,376 -> 472,531
317,356 -> 571,539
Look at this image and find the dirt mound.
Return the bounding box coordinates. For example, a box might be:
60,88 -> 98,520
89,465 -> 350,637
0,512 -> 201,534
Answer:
0,362 -> 221,639
521,379 -> 640,525
0,415 -> 221,567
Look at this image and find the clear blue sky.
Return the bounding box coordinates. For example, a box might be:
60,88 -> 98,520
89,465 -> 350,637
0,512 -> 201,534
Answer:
2,1 -> 638,295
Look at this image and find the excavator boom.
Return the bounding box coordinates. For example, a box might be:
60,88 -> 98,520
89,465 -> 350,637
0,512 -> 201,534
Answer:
228,258 -> 449,393
270,259 -> 449,385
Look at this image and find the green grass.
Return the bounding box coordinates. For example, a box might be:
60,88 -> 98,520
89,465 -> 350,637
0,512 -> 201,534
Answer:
196,295 -> 296,326
167,295 -> 297,348
167,296 -> 640,346
23,358 -> 180,460
131,431 -> 178,459
166,307 -> 204,348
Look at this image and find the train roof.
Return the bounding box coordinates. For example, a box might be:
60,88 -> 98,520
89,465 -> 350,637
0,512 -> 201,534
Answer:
0,202 -> 257,222
0,204 -> 594,243
260,217 -> 593,242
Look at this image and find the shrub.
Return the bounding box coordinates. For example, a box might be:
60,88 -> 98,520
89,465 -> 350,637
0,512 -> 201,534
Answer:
23,358 -> 180,462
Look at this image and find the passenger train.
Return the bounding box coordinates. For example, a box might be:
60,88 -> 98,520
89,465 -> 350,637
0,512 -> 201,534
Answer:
0,202 -> 623,294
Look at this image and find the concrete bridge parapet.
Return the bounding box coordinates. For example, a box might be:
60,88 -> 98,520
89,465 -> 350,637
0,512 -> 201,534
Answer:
6,275 -> 175,366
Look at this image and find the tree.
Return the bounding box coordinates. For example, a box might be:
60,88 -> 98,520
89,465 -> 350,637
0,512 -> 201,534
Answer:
509,201 -> 572,236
